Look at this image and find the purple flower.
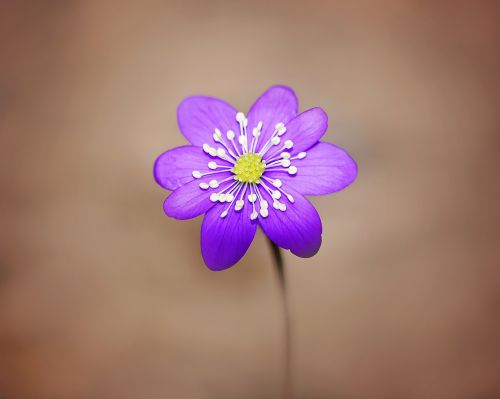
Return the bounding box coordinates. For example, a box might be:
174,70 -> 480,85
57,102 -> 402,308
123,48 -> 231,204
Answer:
154,85 -> 357,270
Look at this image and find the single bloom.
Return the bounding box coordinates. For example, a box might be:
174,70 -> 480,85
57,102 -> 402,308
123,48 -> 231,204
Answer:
154,85 -> 357,270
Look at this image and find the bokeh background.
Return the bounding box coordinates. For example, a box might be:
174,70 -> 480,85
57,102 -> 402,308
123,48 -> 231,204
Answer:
1,1 -> 500,398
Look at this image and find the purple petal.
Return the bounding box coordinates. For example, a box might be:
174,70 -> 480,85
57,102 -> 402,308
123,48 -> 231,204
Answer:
247,85 -> 298,153
265,107 -> 328,159
154,145 -> 228,191
266,142 -> 358,196
163,174 -> 232,220
201,201 -> 257,271
258,187 -> 322,258
177,96 -> 240,146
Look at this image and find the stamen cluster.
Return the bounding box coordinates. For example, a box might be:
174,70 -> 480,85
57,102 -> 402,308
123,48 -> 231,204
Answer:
191,111 -> 306,220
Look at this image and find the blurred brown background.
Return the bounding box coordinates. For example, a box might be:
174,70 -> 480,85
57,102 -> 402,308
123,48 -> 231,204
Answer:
1,1 -> 500,398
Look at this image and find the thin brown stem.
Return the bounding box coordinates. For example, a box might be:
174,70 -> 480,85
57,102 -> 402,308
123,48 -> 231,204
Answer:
268,239 -> 292,399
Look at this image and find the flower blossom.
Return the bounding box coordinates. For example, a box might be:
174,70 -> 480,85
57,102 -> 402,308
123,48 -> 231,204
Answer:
154,85 -> 357,270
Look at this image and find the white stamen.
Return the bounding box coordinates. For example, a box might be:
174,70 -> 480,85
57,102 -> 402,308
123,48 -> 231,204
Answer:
226,193 -> 234,202
238,135 -> 247,146
212,181 -> 240,205
271,136 -> 281,146
208,162 -> 217,170
213,129 -> 222,142
275,122 -> 287,136
223,182 -> 246,216
252,127 -> 261,137
235,199 -> 244,211
236,112 -> 245,123
220,210 -> 228,218
281,159 -> 291,167
259,207 -> 269,218
227,130 -> 235,140
209,179 -> 219,188
284,140 -> 293,149
272,179 -> 282,188
257,121 -> 263,130
261,200 -> 269,209
250,211 -> 258,220
210,193 -> 219,202
288,166 -> 297,175
297,152 -> 307,159
281,152 -> 291,159
248,193 -> 257,203
260,176 -> 295,212
192,171 -> 202,178
272,190 -> 282,199
207,132 -> 239,161
199,182 -> 209,189
235,184 -> 248,212
216,148 -> 226,157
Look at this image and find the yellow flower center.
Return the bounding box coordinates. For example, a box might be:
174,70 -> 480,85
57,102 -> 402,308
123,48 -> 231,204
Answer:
233,153 -> 265,184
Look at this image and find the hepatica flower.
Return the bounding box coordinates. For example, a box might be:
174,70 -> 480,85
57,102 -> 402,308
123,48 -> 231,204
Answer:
154,86 -> 357,270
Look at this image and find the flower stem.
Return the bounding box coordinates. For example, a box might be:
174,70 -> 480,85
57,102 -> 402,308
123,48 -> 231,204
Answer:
268,238 -> 292,399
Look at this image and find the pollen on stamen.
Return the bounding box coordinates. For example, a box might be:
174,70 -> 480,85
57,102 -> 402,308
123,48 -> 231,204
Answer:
272,179 -> 282,188
284,140 -> 293,149
297,152 -> 307,159
213,129 -> 222,142
275,122 -> 287,136
235,199 -> 244,211
236,112 -> 245,122
208,148 -> 217,157
208,162 -> 217,170
227,130 -> 235,140
288,166 -> 298,175
216,148 -> 226,157
192,171 -> 202,178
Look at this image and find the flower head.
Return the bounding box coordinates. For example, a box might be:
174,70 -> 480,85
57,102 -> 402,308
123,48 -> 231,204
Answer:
154,85 -> 357,270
